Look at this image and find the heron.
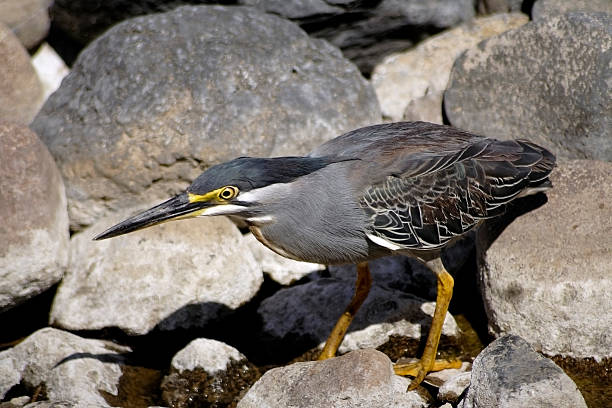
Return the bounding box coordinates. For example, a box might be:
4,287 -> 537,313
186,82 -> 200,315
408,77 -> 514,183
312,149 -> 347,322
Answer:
95,121 -> 555,389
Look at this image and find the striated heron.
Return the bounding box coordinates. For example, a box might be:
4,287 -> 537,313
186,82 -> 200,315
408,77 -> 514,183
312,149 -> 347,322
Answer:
95,121 -> 555,389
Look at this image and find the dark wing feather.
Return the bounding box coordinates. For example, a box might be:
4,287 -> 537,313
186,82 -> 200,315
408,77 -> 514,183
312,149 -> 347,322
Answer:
354,124 -> 556,251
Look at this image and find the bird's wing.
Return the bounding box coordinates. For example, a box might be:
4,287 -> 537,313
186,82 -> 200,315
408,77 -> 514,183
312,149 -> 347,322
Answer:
360,134 -> 555,251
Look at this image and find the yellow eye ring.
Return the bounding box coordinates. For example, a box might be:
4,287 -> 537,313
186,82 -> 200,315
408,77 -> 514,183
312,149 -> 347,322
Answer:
218,186 -> 238,201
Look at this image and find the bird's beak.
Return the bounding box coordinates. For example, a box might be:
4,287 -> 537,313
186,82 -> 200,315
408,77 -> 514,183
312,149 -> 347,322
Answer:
93,192 -> 212,240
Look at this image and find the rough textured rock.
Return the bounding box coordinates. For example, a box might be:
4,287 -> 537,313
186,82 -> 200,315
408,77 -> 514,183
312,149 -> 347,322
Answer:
458,335 -> 587,408
0,23 -> 44,124
532,0 -> 612,20
372,12 -> 528,121
32,5 -> 380,230
0,123 -> 69,311
237,349 -> 430,408
0,328 -> 130,406
241,0 -> 476,74
162,338 -> 259,408
445,12 -> 612,161
244,232 -> 325,285
0,0 -> 52,49
478,160 -> 612,359
50,210 -> 263,335
258,278 -> 458,354
438,371 -> 471,404
31,43 -> 70,101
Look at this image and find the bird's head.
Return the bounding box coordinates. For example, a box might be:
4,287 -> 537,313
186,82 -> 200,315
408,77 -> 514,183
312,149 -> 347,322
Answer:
93,156 -> 335,240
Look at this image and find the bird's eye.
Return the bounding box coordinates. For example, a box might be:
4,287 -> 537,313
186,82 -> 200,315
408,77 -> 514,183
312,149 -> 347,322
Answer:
218,186 -> 238,200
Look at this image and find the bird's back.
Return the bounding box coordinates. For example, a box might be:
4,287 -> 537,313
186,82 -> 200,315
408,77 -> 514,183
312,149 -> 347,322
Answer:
311,122 -> 556,255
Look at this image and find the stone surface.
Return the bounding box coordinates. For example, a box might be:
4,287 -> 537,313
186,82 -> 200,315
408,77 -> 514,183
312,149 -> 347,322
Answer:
532,0 -> 612,20
477,0 -> 525,14
445,12 -> 612,161
241,0 -> 476,74
372,12 -> 528,121
0,327 -> 130,406
0,123 -> 69,311
170,338 -> 246,374
50,210 -> 262,335
237,349 -> 430,408
458,335 -> 587,408
32,5 -> 380,230
402,93 -> 445,124
477,160 -> 612,359
31,43 -> 70,101
0,23 -> 44,125
0,0 -> 51,49
258,278 -> 458,354
244,232 -> 325,285
162,338 -> 259,408
438,371 -> 471,403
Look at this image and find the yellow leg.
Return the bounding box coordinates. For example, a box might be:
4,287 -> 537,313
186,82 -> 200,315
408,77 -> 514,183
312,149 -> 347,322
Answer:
394,258 -> 461,389
319,262 -> 372,360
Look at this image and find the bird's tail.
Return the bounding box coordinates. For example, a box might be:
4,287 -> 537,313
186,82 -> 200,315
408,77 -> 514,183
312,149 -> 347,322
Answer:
515,139 -> 556,197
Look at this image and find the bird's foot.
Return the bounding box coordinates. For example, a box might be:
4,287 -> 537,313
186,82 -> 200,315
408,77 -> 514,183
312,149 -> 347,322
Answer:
394,358 -> 462,390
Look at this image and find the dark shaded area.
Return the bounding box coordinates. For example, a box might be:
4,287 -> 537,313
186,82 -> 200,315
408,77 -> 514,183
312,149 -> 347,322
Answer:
551,355 -> 612,408
0,284 -> 58,351
102,365 -> 164,408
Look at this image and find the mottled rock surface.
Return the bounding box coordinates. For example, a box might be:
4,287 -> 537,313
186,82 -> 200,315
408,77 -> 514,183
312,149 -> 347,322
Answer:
51,211 -> 262,335
237,349 -> 430,408
532,0 -> 612,20
32,5 -> 380,230
458,335 -> 587,408
372,12 -> 528,121
0,328 -> 130,406
478,160 -> 612,359
0,123 -> 69,311
0,24 -> 44,124
445,12 -> 612,161
0,0 -> 51,49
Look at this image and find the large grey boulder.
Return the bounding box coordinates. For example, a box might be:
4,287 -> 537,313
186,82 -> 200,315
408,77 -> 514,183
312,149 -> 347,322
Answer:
445,12 -> 612,161
258,278 -> 459,354
372,12 -> 529,122
478,160 -> 612,360
237,349 -> 430,408
50,209 -> 263,335
532,0 -> 612,20
32,5 -> 380,230
0,123 -> 69,311
0,24 -> 44,124
458,335 -> 587,408
0,327 -> 130,406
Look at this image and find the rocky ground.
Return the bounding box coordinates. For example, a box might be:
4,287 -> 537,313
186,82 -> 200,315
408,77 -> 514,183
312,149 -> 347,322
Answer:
1,1 -> 611,407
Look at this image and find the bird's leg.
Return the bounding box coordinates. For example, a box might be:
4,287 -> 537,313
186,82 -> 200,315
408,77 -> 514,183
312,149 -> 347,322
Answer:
318,262 -> 372,360
394,257 -> 462,389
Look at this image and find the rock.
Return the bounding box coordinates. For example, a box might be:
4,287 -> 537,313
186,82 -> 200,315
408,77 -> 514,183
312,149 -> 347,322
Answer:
477,160 -> 612,359
371,12 -> 528,121
50,211 -> 263,335
437,371 -> 471,403
237,349 -> 430,408
0,123 -> 69,311
458,334 -> 587,408
0,327 -> 130,406
161,339 -> 259,408
402,93 -> 446,125
32,5 -> 380,231
0,0 -> 51,49
244,233 -> 325,285
31,43 -> 70,102
258,278 -> 459,354
0,23 -> 44,125
240,0 -> 476,74
445,12 -> 612,161
170,338 -> 246,374
477,0 -> 525,14
532,0 -> 612,20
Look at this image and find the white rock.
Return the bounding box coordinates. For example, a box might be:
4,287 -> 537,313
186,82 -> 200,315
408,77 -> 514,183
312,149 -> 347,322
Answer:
51,211 -> 263,335
171,338 -> 246,374
32,43 -> 70,101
